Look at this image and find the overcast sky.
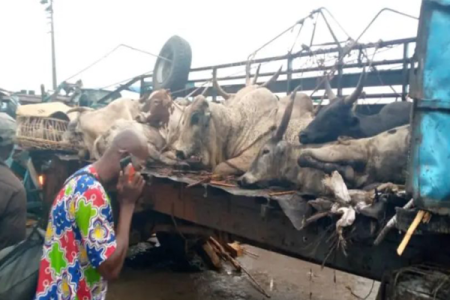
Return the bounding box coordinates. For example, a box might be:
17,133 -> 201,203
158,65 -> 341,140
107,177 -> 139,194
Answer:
0,0 -> 421,93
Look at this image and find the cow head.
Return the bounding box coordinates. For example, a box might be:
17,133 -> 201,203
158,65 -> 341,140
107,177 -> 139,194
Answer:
238,88 -> 297,188
299,70 -> 366,144
139,89 -> 173,127
174,95 -> 214,167
63,107 -> 94,143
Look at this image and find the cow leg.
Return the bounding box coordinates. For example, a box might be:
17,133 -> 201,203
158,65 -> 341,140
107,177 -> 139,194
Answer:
300,142 -> 368,166
298,155 -> 355,184
214,154 -> 254,176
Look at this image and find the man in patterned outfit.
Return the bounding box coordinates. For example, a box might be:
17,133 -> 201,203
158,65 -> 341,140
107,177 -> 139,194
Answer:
35,129 -> 149,300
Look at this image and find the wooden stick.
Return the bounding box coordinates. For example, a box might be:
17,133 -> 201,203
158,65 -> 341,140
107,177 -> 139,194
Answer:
210,181 -> 237,188
240,264 -> 271,298
209,238 -> 270,298
186,177 -> 211,188
304,212 -> 331,227
202,241 -> 222,269
209,238 -> 241,270
397,210 -> 425,256
268,190 -> 296,196
187,174 -> 222,188
243,249 -> 260,259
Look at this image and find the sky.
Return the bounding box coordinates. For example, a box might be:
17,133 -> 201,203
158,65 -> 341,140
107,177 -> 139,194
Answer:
0,0 -> 422,93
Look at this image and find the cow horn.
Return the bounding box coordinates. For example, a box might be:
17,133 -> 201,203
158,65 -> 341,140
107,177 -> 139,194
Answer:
245,60 -> 251,86
213,75 -> 232,100
252,64 -> 262,85
201,86 -> 208,96
344,68 -> 366,105
260,66 -> 282,88
275,85 -> 298,141
323,76 -> 337,101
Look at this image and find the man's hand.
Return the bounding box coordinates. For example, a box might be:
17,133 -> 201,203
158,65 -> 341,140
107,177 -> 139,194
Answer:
116,164 -> 145,207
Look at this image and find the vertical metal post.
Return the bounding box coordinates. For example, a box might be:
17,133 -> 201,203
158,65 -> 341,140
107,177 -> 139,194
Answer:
286,54 -> 293,94
50,0 -> 57,90
337,49 -> 344,97
212,68 -> 217,102
401,42 -> 410,101
139,77 -> 145,98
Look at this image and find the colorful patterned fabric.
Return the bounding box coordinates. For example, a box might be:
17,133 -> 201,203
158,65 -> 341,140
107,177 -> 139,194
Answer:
35,165 -> 117,300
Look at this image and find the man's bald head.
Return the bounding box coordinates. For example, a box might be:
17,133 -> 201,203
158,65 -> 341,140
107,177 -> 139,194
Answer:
109,129 -> 149,161
94,129 -> 148,184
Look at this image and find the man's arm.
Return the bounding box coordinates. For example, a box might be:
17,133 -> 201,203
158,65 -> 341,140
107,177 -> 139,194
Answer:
97,167 -> 144,280
0,187 -> 26,249
9,188 -> 27,242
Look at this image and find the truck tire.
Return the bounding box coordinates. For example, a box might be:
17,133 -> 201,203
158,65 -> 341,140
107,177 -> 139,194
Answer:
153,36 -> 192,94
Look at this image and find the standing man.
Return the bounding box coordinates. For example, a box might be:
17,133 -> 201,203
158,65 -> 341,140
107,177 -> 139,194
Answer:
0,112 -> 27,251
35,129 -> 149,300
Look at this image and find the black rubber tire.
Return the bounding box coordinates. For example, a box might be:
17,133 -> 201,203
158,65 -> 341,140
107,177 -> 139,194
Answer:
153,36 -> 192,94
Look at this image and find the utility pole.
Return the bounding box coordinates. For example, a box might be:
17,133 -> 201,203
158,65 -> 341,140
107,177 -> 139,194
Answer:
41,0 -> 57,90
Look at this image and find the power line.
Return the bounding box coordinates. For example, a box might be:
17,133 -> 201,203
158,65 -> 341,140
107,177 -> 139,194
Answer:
64,44 -> 166,82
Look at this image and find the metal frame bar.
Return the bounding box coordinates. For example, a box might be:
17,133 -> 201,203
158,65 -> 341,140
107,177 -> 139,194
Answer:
99,37 -> 415,103
159,37 -> 414,100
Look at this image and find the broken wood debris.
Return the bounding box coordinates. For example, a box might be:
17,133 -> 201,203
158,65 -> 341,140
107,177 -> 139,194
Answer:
201,237 -> 270,298
397,210 -> 431,256
209,180 -> 237,188
186,174 -> 222,188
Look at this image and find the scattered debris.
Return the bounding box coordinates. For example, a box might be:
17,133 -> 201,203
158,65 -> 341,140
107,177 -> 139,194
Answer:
374,199 -> 414,246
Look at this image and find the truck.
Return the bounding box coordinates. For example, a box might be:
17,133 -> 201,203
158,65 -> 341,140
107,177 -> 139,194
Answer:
15,1 -> 450,299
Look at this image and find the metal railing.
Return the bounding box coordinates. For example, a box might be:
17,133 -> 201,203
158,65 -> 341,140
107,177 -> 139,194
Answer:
134,37 -> 416,103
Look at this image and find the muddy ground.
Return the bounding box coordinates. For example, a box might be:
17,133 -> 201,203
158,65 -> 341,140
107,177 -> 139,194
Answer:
108,245 -> 379,300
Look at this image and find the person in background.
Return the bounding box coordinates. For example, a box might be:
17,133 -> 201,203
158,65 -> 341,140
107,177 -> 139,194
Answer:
35,129 -> 149,300
0,112 -> 26,251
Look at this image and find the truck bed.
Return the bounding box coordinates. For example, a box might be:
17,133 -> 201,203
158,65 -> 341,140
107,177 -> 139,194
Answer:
140,167 -> 450,280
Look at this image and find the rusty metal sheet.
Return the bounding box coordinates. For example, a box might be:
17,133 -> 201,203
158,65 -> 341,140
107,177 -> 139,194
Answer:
144,169 -> 311,230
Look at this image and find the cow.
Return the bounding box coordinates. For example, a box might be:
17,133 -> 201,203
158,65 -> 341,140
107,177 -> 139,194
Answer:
63,89 -> 173,158
92,96 -> 189,164
298,125 -> 410,188
298,70 -> 412,144
238,92 -> 410,194
91,119 -> 178,165
237,89 -> 329,196
138,89 -> 173,128
174,70 -> 282,175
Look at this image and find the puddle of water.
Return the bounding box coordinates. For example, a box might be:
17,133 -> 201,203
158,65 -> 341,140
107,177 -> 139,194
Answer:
108,245 -> 379,300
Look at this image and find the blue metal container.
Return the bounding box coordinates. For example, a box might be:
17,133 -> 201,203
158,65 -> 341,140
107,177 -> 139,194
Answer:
409,0 -> 450,211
